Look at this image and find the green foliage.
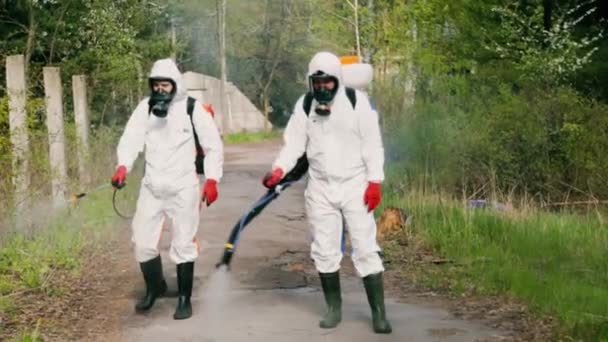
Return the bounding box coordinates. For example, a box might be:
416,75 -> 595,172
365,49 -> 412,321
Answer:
223,130 -> 282,145
224,0 -> 320,127
0,216 -> 85,292
369,0 -> 608,201
0,0 -> 177,127
487,2 -> 604,83
379,72 -> 608,200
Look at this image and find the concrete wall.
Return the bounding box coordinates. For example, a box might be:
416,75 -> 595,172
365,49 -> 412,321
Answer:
183,71 -> 268,134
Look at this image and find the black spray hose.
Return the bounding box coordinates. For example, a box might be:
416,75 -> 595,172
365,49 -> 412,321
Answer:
112,188 -> 133,220
216,181 -> 293,270
216,154 -> 311,270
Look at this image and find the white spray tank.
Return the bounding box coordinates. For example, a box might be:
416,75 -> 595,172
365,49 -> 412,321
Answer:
340,55 -> 374,102
338,56 -> 377,254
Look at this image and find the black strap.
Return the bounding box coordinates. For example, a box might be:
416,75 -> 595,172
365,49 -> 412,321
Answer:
185,97 -> 203,153
345,87 -> 357,109
186,96 -> 195,117
147,97 -> 203,151
303,92 -> 314,116
145,96 -> 206,174
302,87 -> 356,116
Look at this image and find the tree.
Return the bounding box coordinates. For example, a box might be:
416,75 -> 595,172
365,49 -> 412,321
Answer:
225,0 -> 316,128
216,0 -> 231,132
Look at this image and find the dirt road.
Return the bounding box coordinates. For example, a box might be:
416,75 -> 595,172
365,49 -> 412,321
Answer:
117,140 -> 507,342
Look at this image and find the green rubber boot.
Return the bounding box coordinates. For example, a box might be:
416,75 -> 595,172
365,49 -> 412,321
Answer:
363,272 -> 392,334
319,271 -> 342,329
135,255 -> 168,313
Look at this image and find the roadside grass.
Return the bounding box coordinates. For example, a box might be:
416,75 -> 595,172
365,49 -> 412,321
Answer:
380,189 -> 608,341
0,182 -> 139,340
224,130 -> 282,144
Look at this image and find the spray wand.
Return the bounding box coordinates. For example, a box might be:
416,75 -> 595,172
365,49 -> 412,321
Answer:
69,182 -> 133,219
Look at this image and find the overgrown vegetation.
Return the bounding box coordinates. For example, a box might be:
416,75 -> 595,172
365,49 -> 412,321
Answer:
371,0 -> 608,200
0,180 -> 140,340
0,119 -> 139,339
0,94 -> 121,221
368,1 -> 608,340
379,77 -> 608,201
380,188 -> 608,340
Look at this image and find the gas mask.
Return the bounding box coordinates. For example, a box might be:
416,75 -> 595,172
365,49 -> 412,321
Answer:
148,78 -> 176,118
309,71 -> 338,116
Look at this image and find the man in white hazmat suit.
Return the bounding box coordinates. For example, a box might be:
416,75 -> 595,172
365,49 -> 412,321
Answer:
110,58 -> 224,320
262,51 -> 392,334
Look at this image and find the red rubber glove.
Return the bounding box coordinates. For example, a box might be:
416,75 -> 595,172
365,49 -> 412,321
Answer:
364,182 -> 382,212
262,168 -> 284,188
111,165 -> 127,190
201,179 -> 218,207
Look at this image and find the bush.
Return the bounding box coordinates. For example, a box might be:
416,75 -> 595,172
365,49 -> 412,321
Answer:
377,73 -> 608,203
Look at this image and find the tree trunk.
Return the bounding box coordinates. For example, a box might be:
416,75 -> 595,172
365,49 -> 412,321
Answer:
363,0 -> 374,63
543,0 -> 553,32
136,60 -> 143,100
403,21 -> 417,111
170,17 -> 177,61
49,3 -> 69,64
599,0 -> 608,21
354,0 -> 361,59
217,0 -> 231,134
24,3 -> 36,82
262,92 -> 270,132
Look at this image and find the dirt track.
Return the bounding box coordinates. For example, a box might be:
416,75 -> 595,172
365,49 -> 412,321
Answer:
105,140 -> 511,342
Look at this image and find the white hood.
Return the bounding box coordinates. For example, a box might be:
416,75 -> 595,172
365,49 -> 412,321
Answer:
307,52 -> 344,89
149,58 -> 187,101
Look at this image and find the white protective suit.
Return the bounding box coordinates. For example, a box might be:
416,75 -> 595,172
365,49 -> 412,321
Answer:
273,52 -> 385,277
116,58 -> 224,264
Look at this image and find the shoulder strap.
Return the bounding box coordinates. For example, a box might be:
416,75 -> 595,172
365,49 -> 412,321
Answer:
303,92 -> 314,116
187,96 -> 195,117
345,87 -> 357,109
186,97 -> 203,153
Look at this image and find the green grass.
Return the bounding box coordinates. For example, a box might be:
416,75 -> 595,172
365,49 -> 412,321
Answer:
381,191 -> 608,340
0,184 -> 132,289
11,320 -> 41,342
224,130 -> 282,144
